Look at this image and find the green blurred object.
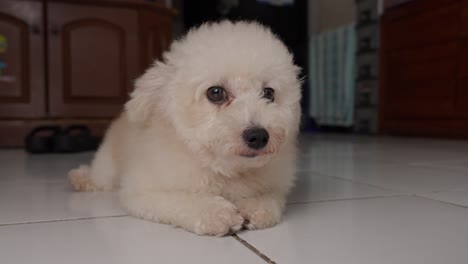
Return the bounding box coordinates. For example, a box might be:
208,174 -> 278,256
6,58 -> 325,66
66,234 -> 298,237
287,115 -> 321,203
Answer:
0,34 -> 7,53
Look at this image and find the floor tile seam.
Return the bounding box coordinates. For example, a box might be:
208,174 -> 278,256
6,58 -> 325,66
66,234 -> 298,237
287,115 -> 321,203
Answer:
410,158 -> 468,165
304,167 -> 468,195
412,194 -> 468,210
415,188 -> 468,195
298,155 -> 403,165
231,234 -> 278,264
297,169 -> 405,194
287,193 -> 408,206
0,214 -> 128,227
406,164 -> 468,174
299,157 -> 468,175
332,177 -> 468,196
326,174 -> 402,193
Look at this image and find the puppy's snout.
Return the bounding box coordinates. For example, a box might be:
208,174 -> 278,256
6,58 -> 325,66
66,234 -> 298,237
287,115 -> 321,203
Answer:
243,127 -> 269,150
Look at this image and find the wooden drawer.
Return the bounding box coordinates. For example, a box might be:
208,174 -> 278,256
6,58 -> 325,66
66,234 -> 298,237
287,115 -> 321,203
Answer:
386,43 -> 457,80
455,40 -> 468,116
383,2 -> 460,51
461,0 -> 468,36
456,79 -> 468,116
381,119 -> 468,138
457,39 -> 468,78
383,43 -> 457,118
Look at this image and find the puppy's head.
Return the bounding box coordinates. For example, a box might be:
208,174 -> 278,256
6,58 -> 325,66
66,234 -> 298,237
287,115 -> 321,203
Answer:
126,21 -> 301,176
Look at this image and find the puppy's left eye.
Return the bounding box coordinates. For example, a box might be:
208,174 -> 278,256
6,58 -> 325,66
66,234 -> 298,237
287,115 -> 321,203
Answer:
207,86 -> 227,104
262,87 -> 275,102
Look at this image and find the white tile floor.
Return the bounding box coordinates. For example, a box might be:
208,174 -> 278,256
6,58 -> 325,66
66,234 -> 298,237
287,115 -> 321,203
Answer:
1,133 -> 468,264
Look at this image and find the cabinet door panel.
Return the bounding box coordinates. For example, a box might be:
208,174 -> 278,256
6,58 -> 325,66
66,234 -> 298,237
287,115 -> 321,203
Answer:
0,0 -> 45,118
48,3 -> 139,118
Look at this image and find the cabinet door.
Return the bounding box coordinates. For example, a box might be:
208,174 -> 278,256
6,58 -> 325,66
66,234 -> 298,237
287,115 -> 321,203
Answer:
0,0 -> 46,118
47,3 -> 139,118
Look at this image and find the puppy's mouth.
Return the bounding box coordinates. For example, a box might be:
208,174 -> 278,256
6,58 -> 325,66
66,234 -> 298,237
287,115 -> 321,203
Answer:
238,148 -> 274,158
240,153 -> 259,158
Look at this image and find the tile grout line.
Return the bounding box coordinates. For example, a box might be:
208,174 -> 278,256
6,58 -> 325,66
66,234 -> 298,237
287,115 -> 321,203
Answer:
0,214 -> 128,227
298,169 -> 468,206
300,169 -> 404,194
231,234 -> 278,264
413,194 -> 468,210
287,193 -> 408,205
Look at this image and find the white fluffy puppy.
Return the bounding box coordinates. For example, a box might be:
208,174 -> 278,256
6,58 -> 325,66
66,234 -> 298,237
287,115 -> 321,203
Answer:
69,21 -> 302,236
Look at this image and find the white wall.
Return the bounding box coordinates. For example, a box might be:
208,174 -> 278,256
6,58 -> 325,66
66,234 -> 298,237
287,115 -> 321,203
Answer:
308,0 -> 357,35
319,0 -> 356,31
308,0 -> 320,36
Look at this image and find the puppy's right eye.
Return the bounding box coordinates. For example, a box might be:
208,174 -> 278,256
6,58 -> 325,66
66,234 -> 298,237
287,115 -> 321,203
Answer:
207,86 -> 227,104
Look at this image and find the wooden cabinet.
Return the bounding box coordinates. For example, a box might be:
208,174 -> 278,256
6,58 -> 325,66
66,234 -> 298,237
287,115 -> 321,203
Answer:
380,0 -> 468,138
48,3 -> 139,117
456,40 -> 468,117
0,0 -> 172,147
0,0 -> 46,118
458,0 -> 468,118
384,43 -> 458,118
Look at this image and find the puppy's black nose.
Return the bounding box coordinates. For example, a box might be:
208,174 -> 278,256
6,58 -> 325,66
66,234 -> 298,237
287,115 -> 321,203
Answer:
243,127 -> 269,150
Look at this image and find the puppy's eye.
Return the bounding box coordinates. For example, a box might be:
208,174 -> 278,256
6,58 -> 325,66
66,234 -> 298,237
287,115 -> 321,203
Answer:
262,87 -> 275,102
207,86 -> 227,104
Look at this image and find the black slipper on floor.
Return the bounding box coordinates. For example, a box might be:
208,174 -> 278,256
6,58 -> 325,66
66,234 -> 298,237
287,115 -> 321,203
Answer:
53,125 -> 100,153
24,126 -> 62,154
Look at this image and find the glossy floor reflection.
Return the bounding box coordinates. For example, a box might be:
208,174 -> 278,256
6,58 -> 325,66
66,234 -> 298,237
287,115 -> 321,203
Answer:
1,133 -> 468,263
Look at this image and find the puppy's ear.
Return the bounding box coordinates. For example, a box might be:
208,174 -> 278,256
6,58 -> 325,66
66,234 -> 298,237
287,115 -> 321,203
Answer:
125,61 -> 170,124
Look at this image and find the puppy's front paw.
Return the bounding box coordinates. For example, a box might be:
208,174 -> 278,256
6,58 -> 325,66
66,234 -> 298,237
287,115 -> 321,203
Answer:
68,165 -> 93,192
236,197 -> 283,230
193,196 -> 244,236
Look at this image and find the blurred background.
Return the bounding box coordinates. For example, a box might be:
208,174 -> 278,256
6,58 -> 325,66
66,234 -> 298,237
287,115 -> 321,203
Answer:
1,0 -> 467,151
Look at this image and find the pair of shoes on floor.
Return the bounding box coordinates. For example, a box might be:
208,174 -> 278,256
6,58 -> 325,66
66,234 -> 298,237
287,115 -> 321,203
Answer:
25,125 -> 101,154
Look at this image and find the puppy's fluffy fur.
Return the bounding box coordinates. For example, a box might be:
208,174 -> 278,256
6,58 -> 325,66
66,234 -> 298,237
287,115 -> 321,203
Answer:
69,21 -> 301,236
